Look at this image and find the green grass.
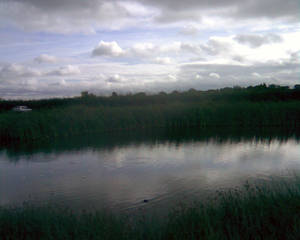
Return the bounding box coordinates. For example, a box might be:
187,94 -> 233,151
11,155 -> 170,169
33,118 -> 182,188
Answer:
1,178 -> 300,240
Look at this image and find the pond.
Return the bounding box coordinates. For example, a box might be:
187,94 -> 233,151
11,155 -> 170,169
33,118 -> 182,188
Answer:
0,128 -> 299,213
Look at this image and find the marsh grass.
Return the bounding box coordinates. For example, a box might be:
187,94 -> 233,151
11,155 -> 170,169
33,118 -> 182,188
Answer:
0,85 -> 300,143
0,101 -> 299,144
1,178 -> 300,240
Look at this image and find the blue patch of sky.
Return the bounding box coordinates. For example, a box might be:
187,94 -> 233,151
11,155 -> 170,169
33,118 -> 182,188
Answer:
0,25 -> 233,64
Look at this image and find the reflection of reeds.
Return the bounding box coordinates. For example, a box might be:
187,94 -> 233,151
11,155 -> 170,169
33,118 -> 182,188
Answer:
1,177 -> 300,239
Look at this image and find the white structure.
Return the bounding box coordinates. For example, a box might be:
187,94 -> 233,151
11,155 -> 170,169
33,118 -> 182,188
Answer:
12,106 -> 32,112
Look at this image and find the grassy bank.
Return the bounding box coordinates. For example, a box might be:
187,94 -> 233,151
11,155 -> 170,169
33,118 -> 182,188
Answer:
0,85 -> 300,143
1,178 -> 300,240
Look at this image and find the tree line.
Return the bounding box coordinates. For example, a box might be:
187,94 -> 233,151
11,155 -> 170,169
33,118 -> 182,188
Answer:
0,84 -> 300,112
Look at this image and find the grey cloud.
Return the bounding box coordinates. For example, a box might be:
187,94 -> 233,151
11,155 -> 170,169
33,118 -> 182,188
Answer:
0,86 -> 81,99
141,0 -> 299,22
6,0 -> 100,11
180,43 -> 202,55
34,54 -> 58,64
139,0 -> 240,12
142,0 -> 300,23
290,51 -> 299,63
0,63 -> 41,82
48,79 -> 67,87
231,55 -> 246,63
0,0 -> 298,33
155,9 -> 202,23
234,34 -> 283,48
181,61 -> 299,76
180,40 -> 231,57
47,65 -> 81,76
201,39 -> 231,56
233,0 -> 299,20
0,0 -> 131,33
0,64 -> 80,86
178,60 -> 299,88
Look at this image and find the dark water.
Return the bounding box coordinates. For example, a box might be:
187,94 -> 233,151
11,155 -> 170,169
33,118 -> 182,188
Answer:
0,128 -> 299,213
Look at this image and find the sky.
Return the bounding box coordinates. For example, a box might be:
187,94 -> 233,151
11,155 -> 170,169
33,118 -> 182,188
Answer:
0,0 -> 299,99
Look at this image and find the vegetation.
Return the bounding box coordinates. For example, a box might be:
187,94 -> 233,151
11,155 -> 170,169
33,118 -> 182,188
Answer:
1,84 -> 300,111
1,177 -> 300,239
1,85 -> 300,239
0,84 -> 300,143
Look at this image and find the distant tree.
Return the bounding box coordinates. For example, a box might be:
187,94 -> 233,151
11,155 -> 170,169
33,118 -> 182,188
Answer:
258,83 -> 267,88
81,91 -> 96,98
233,86 -> 242,90
269,84 -> 280,89
134,92 -> 146,97
294,84 -> 300,90
222,87 -> 233,91
158,91 -> 167,96
81,91 -> 89,98
188,88 -> 197,93
112,92 -> 118,97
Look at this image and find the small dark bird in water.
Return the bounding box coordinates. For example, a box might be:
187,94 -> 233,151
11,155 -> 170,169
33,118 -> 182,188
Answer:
143,199 -> 149,203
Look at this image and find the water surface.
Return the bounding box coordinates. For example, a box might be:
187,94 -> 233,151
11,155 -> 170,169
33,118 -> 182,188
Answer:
1,128 -> 299,212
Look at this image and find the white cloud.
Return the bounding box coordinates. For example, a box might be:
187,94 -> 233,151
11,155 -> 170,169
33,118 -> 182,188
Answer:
0,14 -> 299,99
130,43 -> 157,57
34,54 -> 58,64
106,74 -> 126,83
92,41 -> 125,57
167,74 -> 177,81
209,73 -> 221,79
252,72 -> 262,78
155,57 -> 172,65
90,35 -> 293,65
0,57 -> 299,99
195,74 -> 203,79
91,41 -> 202,60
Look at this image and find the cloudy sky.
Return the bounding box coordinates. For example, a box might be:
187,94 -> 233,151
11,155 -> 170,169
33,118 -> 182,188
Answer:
0,0 -> 299,99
